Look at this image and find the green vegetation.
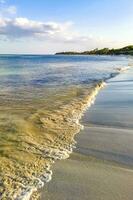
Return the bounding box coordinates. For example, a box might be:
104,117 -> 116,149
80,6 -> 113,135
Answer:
56,45 -> 133,55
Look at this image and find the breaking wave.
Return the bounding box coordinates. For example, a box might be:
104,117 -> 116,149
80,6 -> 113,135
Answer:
0,61 -> 132,200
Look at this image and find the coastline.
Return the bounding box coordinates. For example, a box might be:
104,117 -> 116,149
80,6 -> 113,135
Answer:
6,81 -> 105,200
29,81 -> 106,200
55,45 -> 133,56
0,55 -> 131,200
40,67 -> 133,200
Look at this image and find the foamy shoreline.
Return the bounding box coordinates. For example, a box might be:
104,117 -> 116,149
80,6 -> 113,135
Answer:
20,81 -> 106,200
20,65 -> 132,200
40,65 -> 133,200
0,61 -> 131,200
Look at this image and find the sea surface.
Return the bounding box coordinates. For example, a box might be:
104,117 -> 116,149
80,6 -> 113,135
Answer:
0,55 -> 131,199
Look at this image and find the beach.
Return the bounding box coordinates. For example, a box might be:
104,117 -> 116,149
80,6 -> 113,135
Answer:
41,67 -> 133,200
0,55 -> 131,199
0,0 -> 133,198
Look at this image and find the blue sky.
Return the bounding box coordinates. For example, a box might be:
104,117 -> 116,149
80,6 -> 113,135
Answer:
0,0 -> 133,53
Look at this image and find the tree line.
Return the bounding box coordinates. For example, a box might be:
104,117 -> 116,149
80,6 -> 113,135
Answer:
56,45 -> 133,55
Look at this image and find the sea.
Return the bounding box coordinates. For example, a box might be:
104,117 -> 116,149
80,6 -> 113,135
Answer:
0,54 -> 131,199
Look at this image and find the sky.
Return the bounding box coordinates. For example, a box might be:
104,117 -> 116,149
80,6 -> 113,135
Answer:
0,0 -> 133,54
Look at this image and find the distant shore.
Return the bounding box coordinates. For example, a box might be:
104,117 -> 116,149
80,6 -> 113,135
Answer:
56,45 -> 133,55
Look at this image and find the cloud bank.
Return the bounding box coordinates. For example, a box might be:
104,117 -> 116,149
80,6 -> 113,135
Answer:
0,2 -> 119,53
0,17 -> 93,44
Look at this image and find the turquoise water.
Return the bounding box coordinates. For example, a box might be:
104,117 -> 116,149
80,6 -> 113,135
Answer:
0,55 -> 130,199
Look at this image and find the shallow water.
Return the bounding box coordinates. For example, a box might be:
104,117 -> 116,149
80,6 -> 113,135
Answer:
41,67 -> 133,200
0,55 -> 130,199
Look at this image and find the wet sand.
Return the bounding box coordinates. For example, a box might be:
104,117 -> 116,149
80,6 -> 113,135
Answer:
41,68 -> 133,200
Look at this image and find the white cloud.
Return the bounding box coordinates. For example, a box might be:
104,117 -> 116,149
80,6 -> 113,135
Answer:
0,1 -> 116,52
0,17 -> 87,42
0,17 -> 116,53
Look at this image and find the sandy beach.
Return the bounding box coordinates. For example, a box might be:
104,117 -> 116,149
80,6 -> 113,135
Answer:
41,68 -> 133,200
0,0 -> 133,198
1,55 -> 130,199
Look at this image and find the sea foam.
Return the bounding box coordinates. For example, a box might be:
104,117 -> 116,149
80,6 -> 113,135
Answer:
0,62 -> 131,200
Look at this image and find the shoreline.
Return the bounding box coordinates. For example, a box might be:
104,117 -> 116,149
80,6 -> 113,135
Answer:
29,81 -> 106,200
20,65 -> 132,200
0,55 -> 131,200
0,65 -> 131,199
40,67 -> 133,200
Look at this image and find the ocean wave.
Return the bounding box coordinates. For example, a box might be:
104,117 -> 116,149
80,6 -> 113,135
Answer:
0,64 -> 132,200
19,81 -> 106,200
104,65 -> 133,81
